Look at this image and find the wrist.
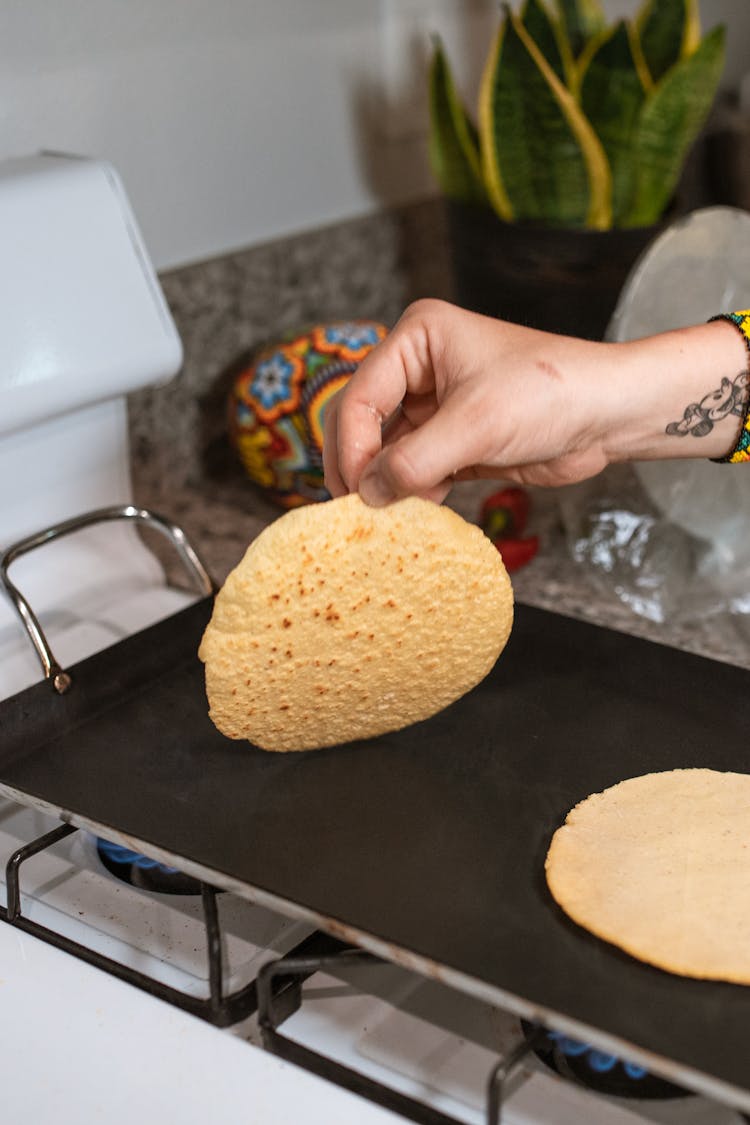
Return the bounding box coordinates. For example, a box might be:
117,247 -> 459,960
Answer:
601,321 -> 750,465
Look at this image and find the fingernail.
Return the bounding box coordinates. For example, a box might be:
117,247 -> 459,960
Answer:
359,470 -> 395,507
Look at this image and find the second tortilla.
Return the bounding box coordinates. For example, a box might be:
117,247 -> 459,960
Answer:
546,768 -> 750,984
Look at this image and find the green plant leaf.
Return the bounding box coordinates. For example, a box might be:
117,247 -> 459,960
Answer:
636,0 -> 701,82
681,0 -> 702,56
624,24 -> 725,226
428,41 -> 488,204
478,20 -> 514,220
521,0 -> 569,86
479,9 -> 611,228
580,20 -> 647,223
627,17 -> 655,92
573,26 -> 608,96
555,0 -> 606,57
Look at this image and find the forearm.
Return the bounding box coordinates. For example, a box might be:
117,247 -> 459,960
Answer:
601,320 -> 750,465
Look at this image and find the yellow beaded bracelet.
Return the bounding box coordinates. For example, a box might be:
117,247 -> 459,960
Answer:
709,310 -> 750,463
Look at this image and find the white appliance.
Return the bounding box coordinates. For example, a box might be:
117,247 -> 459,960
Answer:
0,154 -> 744,1125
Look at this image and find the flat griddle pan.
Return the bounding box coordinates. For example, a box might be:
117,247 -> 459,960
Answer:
2,596 -> 750,1107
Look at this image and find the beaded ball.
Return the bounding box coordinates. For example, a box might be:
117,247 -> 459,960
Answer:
228,320 -> 388,508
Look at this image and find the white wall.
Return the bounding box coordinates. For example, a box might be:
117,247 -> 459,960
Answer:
0,1 -> 389,269
1,1 -> 746,271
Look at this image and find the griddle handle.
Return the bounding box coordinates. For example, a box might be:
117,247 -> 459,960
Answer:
0,504 -> 214,694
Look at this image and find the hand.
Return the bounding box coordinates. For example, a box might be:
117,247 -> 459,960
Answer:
323,299 -> 618,505
323,300 -> 748,505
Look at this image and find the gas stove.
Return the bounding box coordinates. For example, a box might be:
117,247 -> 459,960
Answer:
0,791 -> 743,1125
1,153 -> 748,1125
0,791 -> 745,1125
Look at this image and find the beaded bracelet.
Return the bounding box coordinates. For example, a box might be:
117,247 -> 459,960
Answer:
709,309 -> 750,463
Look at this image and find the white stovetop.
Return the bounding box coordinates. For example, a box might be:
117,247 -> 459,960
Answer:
0,922 -> 404,1125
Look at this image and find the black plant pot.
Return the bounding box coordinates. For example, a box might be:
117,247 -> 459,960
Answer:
447,201 -> 667,341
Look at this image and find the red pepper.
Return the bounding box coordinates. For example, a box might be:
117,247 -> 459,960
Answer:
494,535 -> 539,572
480,487 -> 538,571
481,487 -> 530,539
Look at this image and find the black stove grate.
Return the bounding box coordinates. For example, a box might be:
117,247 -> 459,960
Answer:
256,942 -> 545,1125
1,818 -> 539,1123
0,818 -> 328,1027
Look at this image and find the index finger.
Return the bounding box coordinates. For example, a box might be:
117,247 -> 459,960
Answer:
335,306 -> 444,492
332,334 -> 409,492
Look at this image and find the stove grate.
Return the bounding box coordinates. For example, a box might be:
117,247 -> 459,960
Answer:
0,818 -> 269,1027
256,943 -> 541,1125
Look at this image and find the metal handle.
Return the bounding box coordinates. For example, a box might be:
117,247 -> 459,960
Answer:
0,504 -> 214,694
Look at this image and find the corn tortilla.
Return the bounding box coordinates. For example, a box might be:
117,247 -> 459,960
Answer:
546,768 -> 750,983
199,494 -> 513,752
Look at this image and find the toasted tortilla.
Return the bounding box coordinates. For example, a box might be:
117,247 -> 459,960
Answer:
199,494 -> 513,751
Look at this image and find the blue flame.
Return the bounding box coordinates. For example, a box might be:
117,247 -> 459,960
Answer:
547,1030 -> 647,1080
97,838 -> 179,873
550,1033 -> 590,1057
589,1050 -> 619,1073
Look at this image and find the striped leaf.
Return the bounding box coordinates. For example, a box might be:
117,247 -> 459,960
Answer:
624,24 -> 725,226
555,0 -> 606,57
627,18 -> 655,93
428,41 -> 488,204
478,21 -> 514,221
480,9 -> 611,227
580,20 -> 647,223
521,0 -> 570,86
681,0 -> 702,56
636,0 -> 702,83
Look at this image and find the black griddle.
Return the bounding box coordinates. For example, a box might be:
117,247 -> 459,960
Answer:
2,596 -> 750,1107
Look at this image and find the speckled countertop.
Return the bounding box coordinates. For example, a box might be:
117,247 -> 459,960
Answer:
128,199 -> 750,673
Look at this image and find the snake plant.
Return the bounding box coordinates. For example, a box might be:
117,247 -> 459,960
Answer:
428,0 -> 725,229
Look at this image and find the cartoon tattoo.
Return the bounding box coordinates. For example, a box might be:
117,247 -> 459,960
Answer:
666,370 -> 750,438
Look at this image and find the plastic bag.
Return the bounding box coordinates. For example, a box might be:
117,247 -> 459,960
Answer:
561,207 -> 750,634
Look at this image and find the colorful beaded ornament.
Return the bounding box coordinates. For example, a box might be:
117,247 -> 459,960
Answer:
228,320 -> 388,507
710,309 -> 750,463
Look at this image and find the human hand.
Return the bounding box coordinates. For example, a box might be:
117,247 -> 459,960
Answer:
323,299 -> 618,505
323,300 -> 748,505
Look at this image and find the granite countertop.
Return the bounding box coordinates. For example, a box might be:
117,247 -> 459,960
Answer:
128,199 -> 750,674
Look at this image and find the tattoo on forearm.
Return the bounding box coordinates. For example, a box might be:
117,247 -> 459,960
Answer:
666,370 -> 750,438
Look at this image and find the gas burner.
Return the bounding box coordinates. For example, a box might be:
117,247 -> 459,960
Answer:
523,1021 -> 690,1100
96,838 -> 206,896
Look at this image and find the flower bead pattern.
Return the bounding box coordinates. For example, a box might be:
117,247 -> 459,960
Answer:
229,320 -> 388,507
313,321 -> 387,363
249,350 -> 304,423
